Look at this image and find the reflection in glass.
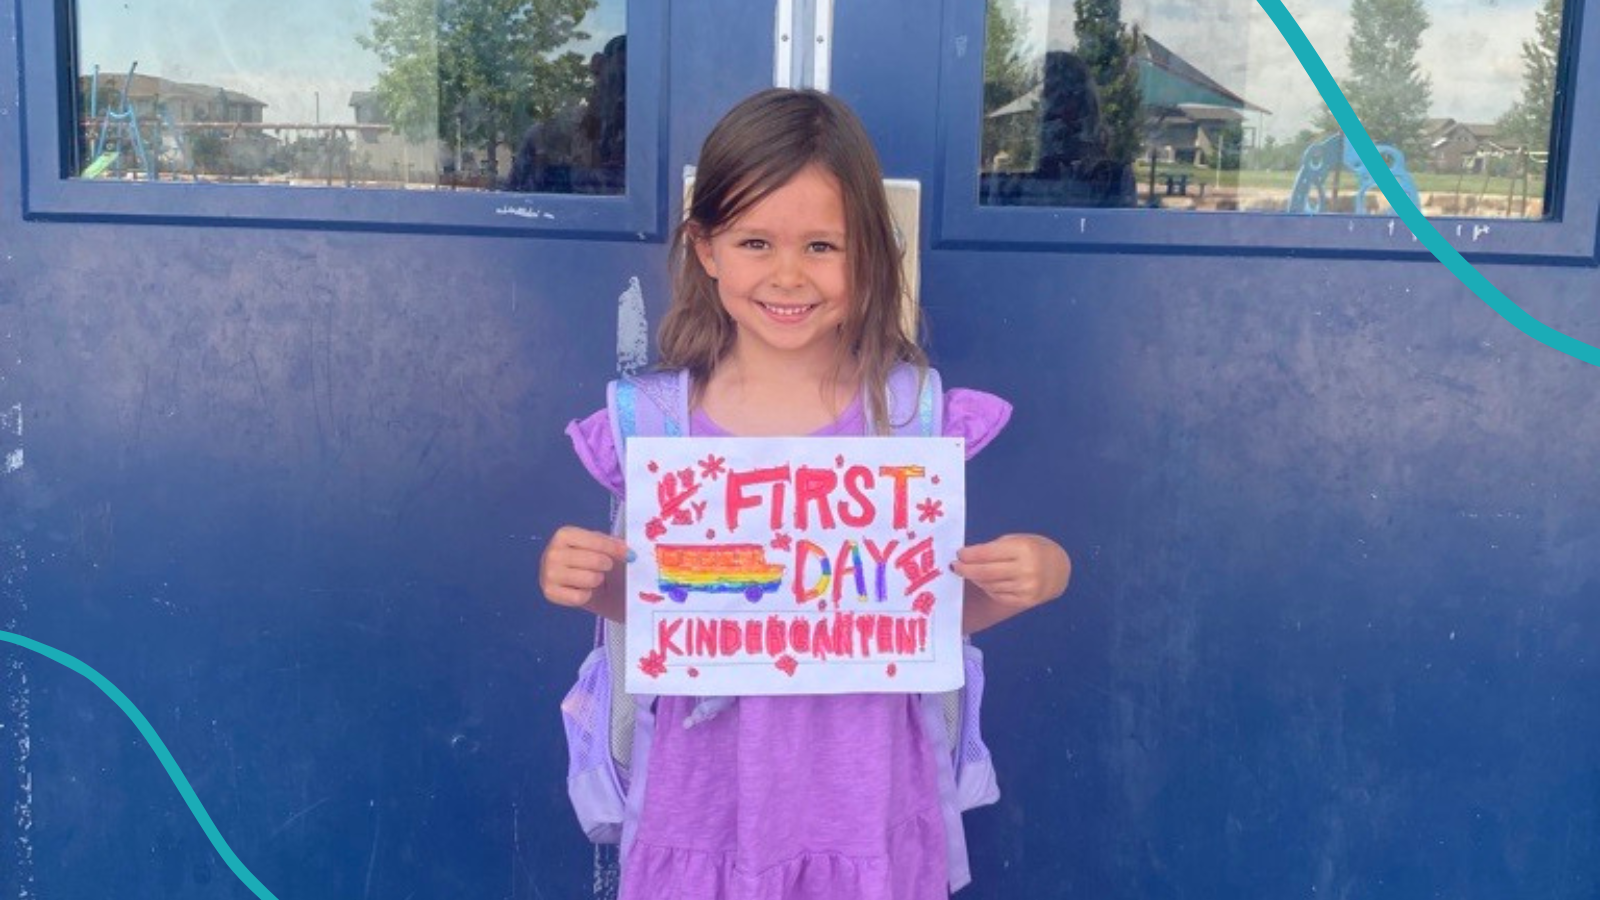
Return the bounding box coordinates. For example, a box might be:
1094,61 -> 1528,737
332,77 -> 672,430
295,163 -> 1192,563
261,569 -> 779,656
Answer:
73,0 -> 626,194
982,0 -> 1568,219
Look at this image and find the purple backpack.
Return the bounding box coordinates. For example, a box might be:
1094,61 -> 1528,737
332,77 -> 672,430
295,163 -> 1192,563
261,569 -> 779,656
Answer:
559,364 -> 1000,846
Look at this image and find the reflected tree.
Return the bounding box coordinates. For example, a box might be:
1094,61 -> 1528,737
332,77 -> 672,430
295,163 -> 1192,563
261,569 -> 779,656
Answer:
1217,121 -> 1243,171
360,0 -> 596,178
1073,0 -> 1142,169
1313,0 -> 1431,166
983,0 -> 1038,171
1497,0 -> 1563,157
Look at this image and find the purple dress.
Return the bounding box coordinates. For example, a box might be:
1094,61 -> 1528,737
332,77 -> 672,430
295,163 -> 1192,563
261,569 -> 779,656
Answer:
567,386 -> 1011,900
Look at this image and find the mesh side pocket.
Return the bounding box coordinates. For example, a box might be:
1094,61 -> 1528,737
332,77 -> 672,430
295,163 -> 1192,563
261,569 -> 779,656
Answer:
604,619 -> 636,776
955,642 -> 1001,811
561,645 -> 626,842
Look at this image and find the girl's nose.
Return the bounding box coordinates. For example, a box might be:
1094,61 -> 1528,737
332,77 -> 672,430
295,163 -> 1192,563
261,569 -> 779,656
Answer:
770,250 -> 805,289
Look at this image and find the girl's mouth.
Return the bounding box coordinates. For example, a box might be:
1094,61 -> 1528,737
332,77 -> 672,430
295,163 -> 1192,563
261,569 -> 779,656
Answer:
756,301 -> 820,322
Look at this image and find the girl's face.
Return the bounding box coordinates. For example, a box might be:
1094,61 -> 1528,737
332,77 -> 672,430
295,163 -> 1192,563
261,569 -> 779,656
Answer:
694,165 -> 850,367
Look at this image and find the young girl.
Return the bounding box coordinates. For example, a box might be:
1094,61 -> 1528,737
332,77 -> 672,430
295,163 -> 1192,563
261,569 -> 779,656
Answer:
539,89 -> 1071,899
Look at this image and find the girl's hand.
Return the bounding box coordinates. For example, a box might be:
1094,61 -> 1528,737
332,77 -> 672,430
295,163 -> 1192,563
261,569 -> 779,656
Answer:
540,525 -> 630,613
955,534 -> 1072,633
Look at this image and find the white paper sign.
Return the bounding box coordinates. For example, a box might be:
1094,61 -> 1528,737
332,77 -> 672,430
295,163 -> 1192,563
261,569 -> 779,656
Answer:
624,436 -> 966,695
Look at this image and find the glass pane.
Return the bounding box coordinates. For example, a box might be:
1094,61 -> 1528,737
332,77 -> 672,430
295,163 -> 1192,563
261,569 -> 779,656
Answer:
73,0 -> 627,194
981,0 -> 1568,218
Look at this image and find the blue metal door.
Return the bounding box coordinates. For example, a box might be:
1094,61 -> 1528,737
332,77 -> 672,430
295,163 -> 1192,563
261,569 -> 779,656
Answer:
823,2 -> 1600,898
2,1 -> 1599,899
0,3 -> 781,899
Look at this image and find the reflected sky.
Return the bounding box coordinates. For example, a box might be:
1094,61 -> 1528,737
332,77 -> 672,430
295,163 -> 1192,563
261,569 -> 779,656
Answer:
76,0 -> 1553,142
76,0 -> 627,125
1012,0 -> 1551,140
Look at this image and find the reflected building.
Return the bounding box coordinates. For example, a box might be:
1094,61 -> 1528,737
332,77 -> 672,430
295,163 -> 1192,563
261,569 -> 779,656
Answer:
981,32 -> 1266,209
1135,34 -> 1267,168
82,71 -> 268,125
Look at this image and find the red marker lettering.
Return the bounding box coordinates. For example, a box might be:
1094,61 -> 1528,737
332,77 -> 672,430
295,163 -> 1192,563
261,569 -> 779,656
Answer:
793,466 -> 838,530
837,465 -> 876,527
657,618 -> 684,658
876,465 -> 926,530
725,466 -> 791,531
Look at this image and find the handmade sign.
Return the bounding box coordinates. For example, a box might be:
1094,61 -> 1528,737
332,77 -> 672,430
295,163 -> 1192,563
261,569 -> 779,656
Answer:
624,436 -> 966,695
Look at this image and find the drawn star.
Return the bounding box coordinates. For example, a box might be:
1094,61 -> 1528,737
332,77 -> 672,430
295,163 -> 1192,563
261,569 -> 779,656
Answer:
775,655 -> 798,676
645,518 -> 667,541
698,454 -> 727,481
916,498 -> 944,524
770,533 -> 793,551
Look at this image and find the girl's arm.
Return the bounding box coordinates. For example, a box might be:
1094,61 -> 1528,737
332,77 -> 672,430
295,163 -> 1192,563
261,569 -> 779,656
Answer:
956,533 -> 1072,635
539,525 -> 629,623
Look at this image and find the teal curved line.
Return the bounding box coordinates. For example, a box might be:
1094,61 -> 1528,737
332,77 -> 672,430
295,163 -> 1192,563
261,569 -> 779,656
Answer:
0,630 -> 281,900
1256,0 -> 1600,368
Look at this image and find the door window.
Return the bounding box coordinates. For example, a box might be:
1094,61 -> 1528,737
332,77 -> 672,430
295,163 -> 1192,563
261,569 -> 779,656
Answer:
73,0 -> 627,194
981,0 -> 1572,220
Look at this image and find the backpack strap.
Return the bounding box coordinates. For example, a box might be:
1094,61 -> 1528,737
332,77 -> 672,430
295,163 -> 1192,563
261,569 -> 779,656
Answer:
604,368 -> 689,547
884,364 -> 942,438
607,368 -> 691,447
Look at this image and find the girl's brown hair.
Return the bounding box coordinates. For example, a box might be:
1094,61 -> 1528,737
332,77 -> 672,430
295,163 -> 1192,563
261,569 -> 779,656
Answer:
657,88 -> 927,433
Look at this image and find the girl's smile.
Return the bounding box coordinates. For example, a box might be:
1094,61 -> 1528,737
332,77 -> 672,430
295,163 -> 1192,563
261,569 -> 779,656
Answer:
754,301 -> 821,322
694,164 -> 851,365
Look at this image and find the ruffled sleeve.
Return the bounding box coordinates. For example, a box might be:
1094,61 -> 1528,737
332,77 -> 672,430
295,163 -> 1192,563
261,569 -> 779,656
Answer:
942,388 -> 1012,460
565,408 -> 625,498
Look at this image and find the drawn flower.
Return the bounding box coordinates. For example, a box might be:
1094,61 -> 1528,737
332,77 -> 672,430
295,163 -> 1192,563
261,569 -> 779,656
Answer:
775,655 -> 798,676
912,591 -> 936,616
687,667 -> 700,678
886,663 -> 898,677
645,518 -> 667,541
916,498 -> 944,524
638,650 -> 667,679
698,454 -> 728,481
770,533 -> 793,551
647,461 -> 659,473
834,454 -> 846,468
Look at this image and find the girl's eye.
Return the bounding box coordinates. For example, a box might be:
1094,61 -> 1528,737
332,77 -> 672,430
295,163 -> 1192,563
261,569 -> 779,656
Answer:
738,238 -> 769,250
808,241 -> 839,253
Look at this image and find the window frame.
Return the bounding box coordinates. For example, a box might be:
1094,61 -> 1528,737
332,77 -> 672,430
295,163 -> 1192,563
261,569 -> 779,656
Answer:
20,0 -> 665,239
934,0 -> 1600,264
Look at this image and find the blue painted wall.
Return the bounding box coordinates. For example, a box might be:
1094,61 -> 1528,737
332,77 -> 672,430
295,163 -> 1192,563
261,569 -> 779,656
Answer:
3,1 -> 1598,899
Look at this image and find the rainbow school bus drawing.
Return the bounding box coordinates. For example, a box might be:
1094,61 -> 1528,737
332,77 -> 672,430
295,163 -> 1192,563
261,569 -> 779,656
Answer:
655,543 -> 786,603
